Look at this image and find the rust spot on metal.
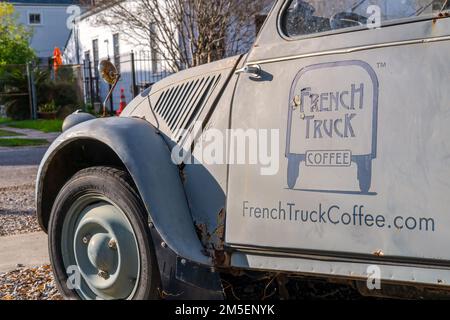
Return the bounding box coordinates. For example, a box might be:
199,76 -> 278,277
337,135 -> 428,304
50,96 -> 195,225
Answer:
158,288 -> 183,299
433,11 -> 449,25
373,249 -> 384,257
194,208 -> 230,266
214,208 -> 225,250
195,223 -> 209,247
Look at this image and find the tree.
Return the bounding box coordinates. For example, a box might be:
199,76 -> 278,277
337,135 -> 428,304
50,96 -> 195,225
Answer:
0,3 -> 36,119
93,0 -> 273,72
0,3 -> 35,65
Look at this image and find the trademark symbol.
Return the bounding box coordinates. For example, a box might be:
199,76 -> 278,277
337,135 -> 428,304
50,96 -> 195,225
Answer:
377,62 -> 386,68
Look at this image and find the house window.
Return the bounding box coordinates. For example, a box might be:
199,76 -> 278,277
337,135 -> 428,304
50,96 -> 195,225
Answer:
92,39 -> 99,77
29,13 -> 41,25
84,51 -> 90,69
113,33 -> 120,73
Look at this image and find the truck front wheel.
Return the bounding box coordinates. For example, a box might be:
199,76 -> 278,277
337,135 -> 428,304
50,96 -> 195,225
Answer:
48,166 -> 160,300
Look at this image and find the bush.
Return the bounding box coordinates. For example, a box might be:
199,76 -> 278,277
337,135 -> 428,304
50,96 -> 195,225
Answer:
57,104 -> 78,119
1,65 -> 81,120
0,67 -> 49,120
1,68 -> 31,120
38,100 -> 57,113
54,67 -> 76,83
4,99 -> 29,120
37,81 -> 80,108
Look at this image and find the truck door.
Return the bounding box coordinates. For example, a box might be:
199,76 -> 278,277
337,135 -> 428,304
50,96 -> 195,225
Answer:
226,0 -> 450,262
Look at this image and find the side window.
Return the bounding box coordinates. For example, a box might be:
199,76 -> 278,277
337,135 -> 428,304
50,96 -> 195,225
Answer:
281,0 -> 449,38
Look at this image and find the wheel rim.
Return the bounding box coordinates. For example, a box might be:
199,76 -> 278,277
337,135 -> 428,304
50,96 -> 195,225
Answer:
61,194 -> 140,300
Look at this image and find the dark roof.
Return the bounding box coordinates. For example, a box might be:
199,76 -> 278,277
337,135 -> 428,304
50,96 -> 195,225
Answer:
7,0 -> 79,4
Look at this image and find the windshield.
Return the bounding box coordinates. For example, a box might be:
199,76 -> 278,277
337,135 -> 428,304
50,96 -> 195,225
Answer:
282,0 -> 449,38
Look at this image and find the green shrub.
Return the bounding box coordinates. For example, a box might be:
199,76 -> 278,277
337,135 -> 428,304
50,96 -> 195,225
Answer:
37,81 -> 80,109
0,67 -> 49,120
0,64 -> 81,120
84,102 -> 95,115
55,67 -> 75,83
38,100 -> 57,113
57,104 -> 78,119
1,68 -> 31,120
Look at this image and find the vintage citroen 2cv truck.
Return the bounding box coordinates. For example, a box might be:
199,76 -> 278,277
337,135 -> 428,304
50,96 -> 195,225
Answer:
36,0 -> 450,299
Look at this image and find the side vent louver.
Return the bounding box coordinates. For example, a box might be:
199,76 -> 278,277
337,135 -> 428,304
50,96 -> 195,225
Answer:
153,74 -> 221,133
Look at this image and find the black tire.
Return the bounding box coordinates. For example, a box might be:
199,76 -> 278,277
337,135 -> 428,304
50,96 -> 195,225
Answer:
48,166 -> 160,300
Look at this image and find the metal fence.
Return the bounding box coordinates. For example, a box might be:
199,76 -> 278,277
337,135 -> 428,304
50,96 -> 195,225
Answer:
0,63 -> 84,120
0,64 -> 33,119
130,50 -> 172,92
0,51 -> 174,119
83,51 -> 172,114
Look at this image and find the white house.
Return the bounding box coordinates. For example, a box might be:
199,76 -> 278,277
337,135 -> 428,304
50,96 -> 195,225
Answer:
7,0 -> 82,62
63,3 -> 163,110
64,0 -> 273,111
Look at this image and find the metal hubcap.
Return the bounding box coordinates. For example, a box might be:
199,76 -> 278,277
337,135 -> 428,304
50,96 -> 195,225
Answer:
61,195 -> 140,300
86,233 -> 116,273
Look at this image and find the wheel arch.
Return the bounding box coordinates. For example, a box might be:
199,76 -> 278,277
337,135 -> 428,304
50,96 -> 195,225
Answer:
36,137 -> 126,231
37,117 -> 211,265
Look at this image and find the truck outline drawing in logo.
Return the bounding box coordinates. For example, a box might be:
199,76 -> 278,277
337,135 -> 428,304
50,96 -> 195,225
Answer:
285,60 -> 379,194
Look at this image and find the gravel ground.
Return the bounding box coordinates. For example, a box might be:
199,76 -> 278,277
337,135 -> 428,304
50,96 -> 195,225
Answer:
0,145 -> 61,300
0,265 -> 62,300
0,183 -> 40,237
0,147 -> 44,237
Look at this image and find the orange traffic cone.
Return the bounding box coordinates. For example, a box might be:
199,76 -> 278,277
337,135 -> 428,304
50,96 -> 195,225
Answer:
116,88 -> 127,116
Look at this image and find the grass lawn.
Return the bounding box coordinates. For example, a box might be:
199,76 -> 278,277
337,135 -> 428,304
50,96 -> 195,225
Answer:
0,138 -> 48,147
5,119 -> 63,133
0,118 -> 12,125
0,128 -> 23,137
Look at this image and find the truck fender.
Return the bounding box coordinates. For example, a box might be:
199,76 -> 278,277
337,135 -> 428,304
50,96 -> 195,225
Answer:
36,116 -> 211,266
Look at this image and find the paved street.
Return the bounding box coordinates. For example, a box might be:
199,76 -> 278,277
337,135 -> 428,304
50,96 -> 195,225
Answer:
0,147 -> 46,190
0,144 -> 49,272
0,146 -> 47,167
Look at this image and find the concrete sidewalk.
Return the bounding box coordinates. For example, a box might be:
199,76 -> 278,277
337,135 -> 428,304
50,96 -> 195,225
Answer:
0,232 -> 49,273
0,126 -> 60,142
0,126 -> 59,152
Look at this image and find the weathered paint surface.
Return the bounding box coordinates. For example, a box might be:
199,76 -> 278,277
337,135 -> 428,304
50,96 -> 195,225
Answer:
226,0 -> 450,287
36,117 -> 211,265
37,0 -> 450,292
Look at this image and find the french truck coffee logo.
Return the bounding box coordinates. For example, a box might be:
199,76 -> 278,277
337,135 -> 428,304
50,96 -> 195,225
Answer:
286,60 -> 379,193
